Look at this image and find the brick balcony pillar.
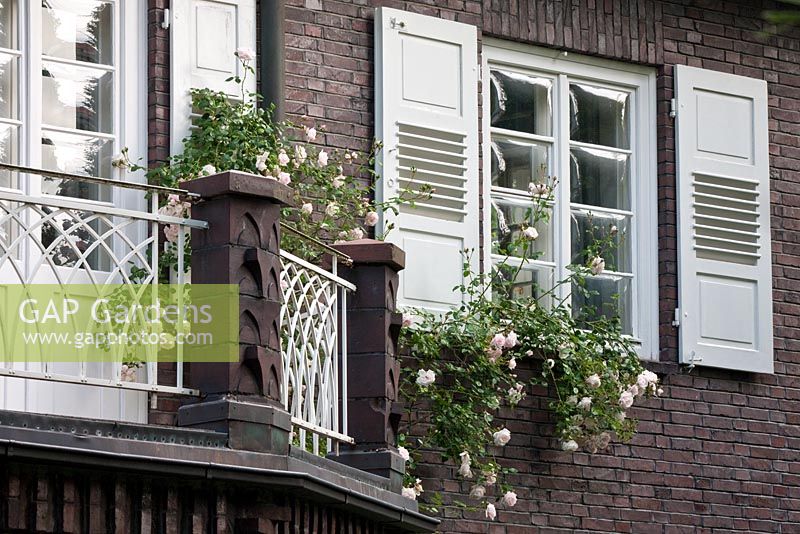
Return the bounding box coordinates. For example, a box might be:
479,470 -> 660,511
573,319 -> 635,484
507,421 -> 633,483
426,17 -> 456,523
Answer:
176,171 -> 294,454
330,239 -> 406,491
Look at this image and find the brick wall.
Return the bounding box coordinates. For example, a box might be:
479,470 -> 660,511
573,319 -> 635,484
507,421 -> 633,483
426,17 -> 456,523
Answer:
282,0 -> 800,532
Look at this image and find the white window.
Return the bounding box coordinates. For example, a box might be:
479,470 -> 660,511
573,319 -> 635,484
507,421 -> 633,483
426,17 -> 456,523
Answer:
483,41 -> 658,358
0,0 -> 145,267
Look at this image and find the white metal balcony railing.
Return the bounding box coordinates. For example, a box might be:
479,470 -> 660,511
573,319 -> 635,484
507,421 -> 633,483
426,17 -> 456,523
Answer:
0,163 -> 206,397
0,164 -> 355,453
279,225 -> 356,454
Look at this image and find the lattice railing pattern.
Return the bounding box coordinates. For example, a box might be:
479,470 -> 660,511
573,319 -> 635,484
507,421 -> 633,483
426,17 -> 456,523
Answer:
280,250 -> 355,454
0,186 -> 206,397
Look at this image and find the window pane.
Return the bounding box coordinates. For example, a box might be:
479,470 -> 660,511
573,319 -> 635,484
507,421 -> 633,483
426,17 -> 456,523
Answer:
41,129 -> 112,201
570,209 -> 630,273
490,70 -> 552,136
491,197 -> 552,261
491,138 -> 549,192
42,0 -> 114,65
569,146 -> 629,210
494,262 -> 554,302
572,275 -> 632,335
0,123 -> 18,188
569,83 -> 629,149
0,53 -> 17,120
42,61 -> 113,134
0,1 -> 15,49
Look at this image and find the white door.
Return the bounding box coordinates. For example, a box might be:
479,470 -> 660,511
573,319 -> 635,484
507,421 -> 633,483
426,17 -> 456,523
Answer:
0,0 -> 148,421
170,0 -> 257,155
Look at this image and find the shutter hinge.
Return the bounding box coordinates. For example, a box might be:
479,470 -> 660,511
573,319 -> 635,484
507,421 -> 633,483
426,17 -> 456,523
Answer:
672,307 -> 680,327
669,98 -> 677,119
161,8 -> 171,30
389,17 -> 406,30
685,350 -> 703,372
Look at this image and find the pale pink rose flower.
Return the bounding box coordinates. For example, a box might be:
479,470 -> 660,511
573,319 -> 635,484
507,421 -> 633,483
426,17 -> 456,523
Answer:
256,151 -> 270,172
280,280 -> 289,291
502,491 -> 518,507
278,171 -> 291,185
401,487 -> 416,500
586,374 -> 601,388
301,203 -> 313,216
365,211 -> 379,226
493,428 -> 511,446
619,390 -> 635,409
508,357 -> 517,370
504,330 -> 518,348
164,224 -> 181,243
485,503 -> 497,521
402,313 -> 414,328
278,150 -> 290,166
397,446 -> 410,462
486,345 -> 503,362
347,228 -> 364,240
470,485 -> 486,498
416,369 -> 435,387
490,333 -> 506,349
305,126 -> 317,142
561,439 -> 579,452
522,226 -> 539,240
317,150 -> 328,166
167,194 -> 181,205
332,174 -> 345,188
590,256 -> 605,275
294,145 -> 307,164
235,47 -> 256,61
578,397 -> 592,411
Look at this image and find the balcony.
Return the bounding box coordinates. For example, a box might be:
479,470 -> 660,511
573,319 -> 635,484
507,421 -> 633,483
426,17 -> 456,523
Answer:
0,166 -> 432,533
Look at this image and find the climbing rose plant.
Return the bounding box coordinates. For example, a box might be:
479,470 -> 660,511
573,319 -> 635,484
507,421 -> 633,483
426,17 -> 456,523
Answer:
116,50 -> 427,272
396,178 -> 663,519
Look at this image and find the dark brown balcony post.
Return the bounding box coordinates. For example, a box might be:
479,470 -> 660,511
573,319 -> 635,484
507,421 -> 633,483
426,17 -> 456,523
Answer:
177,171 -> 293,453
330,239 -> 406,491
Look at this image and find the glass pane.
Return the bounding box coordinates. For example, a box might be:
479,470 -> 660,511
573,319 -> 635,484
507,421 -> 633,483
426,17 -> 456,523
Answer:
0,123 -> 17,188
42,209 -> 111,271
42,0 -> 113,65
0,53 -> 17,120
490,70 -> 552,136
491,197 -> 552,261
494,262 -> 554,302
570,209 -> 630,273
42,61 -> 113,134
41,129 -> 112,201
491,138 -> 549,192
570,146 -> 629,210
569,83 -> 629,149
0,0 -> 15,49
572,275 -> 632,335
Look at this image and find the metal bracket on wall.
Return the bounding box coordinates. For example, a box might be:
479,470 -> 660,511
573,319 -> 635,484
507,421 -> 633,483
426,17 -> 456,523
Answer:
670,98 -> 677,118
162,8 -> 171,30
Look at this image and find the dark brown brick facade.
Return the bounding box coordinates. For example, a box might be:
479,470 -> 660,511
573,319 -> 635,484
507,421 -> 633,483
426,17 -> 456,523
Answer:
138,0 -> 800,531
279,0 -> 800,532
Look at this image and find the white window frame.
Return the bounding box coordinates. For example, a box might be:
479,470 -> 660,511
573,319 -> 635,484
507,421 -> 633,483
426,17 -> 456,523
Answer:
482,39 -> 659,360
9,1 -> 147,202
1,0 -> 148,279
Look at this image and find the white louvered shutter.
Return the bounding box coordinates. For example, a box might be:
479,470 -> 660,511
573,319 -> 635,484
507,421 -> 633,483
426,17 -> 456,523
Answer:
170,0 -> 257,155
675,65 -> 773,373
375,7 -> 479,313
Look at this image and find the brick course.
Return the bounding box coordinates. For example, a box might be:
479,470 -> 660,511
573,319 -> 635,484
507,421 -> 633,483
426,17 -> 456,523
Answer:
281,0 -> 800,532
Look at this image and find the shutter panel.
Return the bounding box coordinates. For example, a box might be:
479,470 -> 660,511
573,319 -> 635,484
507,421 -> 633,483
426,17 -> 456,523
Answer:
375,7 -> 479,313
675,65 -> 773,373
170,0 -> 257,155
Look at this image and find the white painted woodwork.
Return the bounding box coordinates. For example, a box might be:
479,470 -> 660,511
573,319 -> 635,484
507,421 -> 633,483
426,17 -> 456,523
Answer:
170,0 -> 257,155
375,7 -> 479,312
675,65 -> 773,374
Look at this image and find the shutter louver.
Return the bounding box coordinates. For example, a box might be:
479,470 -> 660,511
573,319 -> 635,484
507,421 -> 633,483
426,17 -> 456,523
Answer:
170,0 -> 257,156
675,65 -> 773,374
375,7 -> 479,313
